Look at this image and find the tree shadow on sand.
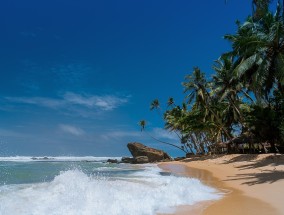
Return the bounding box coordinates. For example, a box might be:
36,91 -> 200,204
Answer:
225,170 -> 284,185
181,154 -> 284,185
224,154 -> 284,169
181,154 -> 227,162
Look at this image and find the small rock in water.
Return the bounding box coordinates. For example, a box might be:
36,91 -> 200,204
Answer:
107,159 -> 118,163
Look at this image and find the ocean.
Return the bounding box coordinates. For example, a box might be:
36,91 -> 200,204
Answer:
0,157 -> 222,215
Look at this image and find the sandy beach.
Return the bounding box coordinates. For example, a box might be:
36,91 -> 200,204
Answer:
159,154 -> 284,215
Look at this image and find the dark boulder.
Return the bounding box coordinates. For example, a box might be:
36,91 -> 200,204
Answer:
174,157 -> 185,161
121,157 -> 135,163
127,142 -> 172,163
107,159 -> 118,163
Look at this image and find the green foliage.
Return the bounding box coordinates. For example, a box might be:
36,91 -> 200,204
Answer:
225,1 -> 284,100
141,0 -> 284,155
245,105 -> 278,143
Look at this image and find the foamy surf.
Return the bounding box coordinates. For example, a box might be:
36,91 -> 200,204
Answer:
0,156 -> 122,162
0,163 -> 222,215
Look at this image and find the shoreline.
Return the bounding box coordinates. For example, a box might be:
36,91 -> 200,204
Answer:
159,154 -> 284,215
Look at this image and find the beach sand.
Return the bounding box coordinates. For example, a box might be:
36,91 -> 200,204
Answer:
159,154 -> 284,215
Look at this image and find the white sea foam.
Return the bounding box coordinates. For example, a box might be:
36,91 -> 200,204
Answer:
0,156 -> 122,162
0,165 -> 222,215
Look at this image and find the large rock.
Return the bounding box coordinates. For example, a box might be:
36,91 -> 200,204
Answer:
127,142 -> 171,162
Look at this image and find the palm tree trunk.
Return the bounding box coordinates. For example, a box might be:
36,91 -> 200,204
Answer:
144,131 -> 188,153
189,133 -> 201,155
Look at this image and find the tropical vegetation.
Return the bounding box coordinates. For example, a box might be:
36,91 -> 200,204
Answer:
141,0 -> 284,155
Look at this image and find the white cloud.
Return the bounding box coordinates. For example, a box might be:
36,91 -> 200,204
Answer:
59,124 -> 85,136
4,92 -> 130,115
5,97 -> 64,109
63,92 -> 128,111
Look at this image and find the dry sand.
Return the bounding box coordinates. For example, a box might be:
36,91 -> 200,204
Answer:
159,154 -> 284,215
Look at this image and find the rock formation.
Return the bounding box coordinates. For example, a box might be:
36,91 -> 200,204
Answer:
127,142 -> 171,163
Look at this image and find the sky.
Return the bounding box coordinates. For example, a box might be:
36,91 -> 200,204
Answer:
0,0 -> 252,157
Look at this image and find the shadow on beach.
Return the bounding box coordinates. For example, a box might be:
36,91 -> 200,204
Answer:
180,154 -> 284,185
225,170 -> 284,185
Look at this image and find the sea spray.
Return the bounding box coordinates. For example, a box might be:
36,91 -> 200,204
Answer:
0,159 -> 222,215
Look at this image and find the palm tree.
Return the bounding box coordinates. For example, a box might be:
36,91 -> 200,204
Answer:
211,55 -> 251,131
139,120 -> 146,131
150,99 -> 160,110
183,67 -> 209,108
138,119 -> 188,153
167,97 -> 175,108
164,105 -> 205,154
252,0 -> 273,20
183,67 -> 234,142
225,2 -> 284,100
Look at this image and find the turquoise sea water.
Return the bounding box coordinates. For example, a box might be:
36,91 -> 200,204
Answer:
0,157 -> 222,215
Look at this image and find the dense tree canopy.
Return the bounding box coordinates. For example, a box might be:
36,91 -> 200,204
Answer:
141,0 -> 284,155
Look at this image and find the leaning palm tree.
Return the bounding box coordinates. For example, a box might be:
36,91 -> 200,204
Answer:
225,2 -> 284,100
138,119 -> 188,153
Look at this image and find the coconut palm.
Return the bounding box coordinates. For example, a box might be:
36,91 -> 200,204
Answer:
211,55 -> 251,131
138,118 -> 188,153
225,2 -> 284,100
252,0 -> 273,20
164,105 -> 206,154
167,97 -> 175,108
183,67 -> 209,108
150,99 -> 160,110
139,120 -> 146,131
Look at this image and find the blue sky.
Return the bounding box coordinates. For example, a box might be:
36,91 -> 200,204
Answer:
0,0 -> 251,157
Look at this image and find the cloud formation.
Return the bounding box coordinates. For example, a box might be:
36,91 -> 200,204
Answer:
59,124 -> 85,136
5,97 -> 63,109
4,92 -> 130,115
63,92 -> 129,111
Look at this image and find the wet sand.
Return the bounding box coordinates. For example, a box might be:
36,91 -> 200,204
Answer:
159,154 -> 284,215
